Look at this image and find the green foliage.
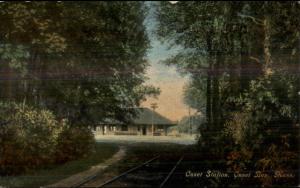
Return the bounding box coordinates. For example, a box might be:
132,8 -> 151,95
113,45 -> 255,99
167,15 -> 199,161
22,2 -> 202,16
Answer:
183,79 -> 206,112
0,44 -> 29,76
55,126 -> 96,163
170,114 -> 204,134
0,143 -> 118,188
0,2 -> 160,176
157,1 -> 300,186
0,102 -> 61,175
0,102 -> 97,175
222,74 -> 299,187
0,2 -> 158,126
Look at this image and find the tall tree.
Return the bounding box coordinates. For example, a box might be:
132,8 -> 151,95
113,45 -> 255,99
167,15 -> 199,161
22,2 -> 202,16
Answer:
157,3 -> 300,175
0,2 -> 159,126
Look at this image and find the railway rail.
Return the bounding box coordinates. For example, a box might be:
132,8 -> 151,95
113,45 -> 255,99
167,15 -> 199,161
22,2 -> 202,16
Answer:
73,154 -> 184,188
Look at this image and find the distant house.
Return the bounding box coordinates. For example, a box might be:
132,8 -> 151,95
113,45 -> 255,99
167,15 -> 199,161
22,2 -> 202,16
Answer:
93,108 -> 176,136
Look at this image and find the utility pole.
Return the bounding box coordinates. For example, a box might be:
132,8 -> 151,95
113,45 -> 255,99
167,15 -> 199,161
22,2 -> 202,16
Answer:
151,103 -> 158,136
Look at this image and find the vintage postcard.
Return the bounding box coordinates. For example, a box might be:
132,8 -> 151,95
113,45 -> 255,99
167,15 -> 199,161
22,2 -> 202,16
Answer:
0,1 -> 299,187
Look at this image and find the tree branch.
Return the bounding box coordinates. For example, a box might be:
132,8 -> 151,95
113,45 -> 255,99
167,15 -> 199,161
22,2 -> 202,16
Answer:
237,13 -> 264,25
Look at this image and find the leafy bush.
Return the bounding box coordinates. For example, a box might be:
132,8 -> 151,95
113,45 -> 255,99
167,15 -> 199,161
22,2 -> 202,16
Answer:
0,102 -> 97,175
0,102 -> 61,175
55,126 -> 95,163
224,75 -> 299,186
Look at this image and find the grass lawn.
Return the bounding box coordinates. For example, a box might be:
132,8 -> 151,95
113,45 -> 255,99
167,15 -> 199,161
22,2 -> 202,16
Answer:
0,142 -> 119,188
72,142 -> 194,187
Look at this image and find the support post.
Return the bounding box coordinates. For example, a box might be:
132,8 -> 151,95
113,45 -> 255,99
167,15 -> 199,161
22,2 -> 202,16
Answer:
164,125 -> 167,136
150,103 -> 158,136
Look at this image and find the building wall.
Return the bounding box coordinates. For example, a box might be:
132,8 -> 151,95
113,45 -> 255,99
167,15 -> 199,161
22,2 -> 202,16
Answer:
93,124 -> 141,135
93,124 -> 169,136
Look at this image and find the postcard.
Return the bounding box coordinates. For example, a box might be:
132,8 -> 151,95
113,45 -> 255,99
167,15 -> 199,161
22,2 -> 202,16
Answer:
0,1 -> 299,187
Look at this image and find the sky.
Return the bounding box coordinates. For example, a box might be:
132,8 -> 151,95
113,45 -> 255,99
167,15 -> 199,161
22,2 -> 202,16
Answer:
141,2 -> 191,122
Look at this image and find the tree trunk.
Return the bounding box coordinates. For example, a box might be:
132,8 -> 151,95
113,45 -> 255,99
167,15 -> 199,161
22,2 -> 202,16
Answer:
263,17 -> 273,76
297,38 -> 300,125
206,34 -> 213,128
206,71 -> 212,127
5,63 -> 13,102
240,26 -> 250,91
212,52 -> 221,128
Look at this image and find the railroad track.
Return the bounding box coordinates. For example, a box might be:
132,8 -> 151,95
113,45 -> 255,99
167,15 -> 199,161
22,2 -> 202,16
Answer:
73,154 -> 184,188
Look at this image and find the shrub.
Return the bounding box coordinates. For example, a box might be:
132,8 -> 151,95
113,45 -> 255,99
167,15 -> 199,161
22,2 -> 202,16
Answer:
0,102 -> 96,175
0,102 -> 61,175
55,126 -> 95,163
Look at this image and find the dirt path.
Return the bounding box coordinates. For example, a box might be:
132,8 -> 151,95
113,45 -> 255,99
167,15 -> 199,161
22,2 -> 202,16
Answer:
95,135 -> 197,145
44,146 -> 126,188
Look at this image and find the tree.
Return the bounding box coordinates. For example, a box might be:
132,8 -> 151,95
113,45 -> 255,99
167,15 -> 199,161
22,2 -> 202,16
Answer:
157,2 -> 300,185
0,2 -> 159,126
